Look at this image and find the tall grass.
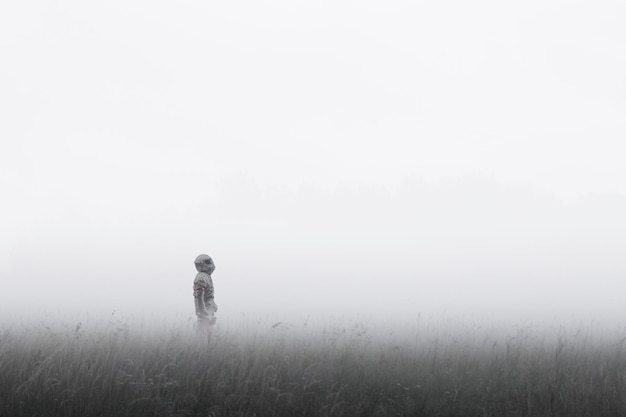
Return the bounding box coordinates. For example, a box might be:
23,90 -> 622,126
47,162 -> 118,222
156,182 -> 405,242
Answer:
1,315 -> 625,416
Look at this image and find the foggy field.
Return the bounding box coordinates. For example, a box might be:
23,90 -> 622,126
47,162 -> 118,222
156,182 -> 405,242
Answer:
1,316 -> 626,417
3,1 -> 626,416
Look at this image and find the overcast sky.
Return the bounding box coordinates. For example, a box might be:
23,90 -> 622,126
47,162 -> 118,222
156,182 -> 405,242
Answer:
2,0 -> 625,325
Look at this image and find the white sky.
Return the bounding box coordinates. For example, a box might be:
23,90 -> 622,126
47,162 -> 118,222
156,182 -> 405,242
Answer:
1,0 -> 625,326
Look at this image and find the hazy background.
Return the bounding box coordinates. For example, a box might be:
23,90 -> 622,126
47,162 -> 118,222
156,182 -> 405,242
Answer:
2,0 -> 625,326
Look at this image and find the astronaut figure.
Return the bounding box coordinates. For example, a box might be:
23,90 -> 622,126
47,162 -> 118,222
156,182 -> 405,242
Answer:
193,254 -> 218,328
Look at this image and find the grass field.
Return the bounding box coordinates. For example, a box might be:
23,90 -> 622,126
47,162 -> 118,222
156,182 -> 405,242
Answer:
1,314 -> 625,417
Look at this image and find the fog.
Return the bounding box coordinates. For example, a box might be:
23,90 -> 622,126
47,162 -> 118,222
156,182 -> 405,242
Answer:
2,0 -> 626,328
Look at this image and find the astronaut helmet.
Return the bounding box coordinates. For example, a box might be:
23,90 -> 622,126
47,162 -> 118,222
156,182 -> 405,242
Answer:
194,254 -> 215,273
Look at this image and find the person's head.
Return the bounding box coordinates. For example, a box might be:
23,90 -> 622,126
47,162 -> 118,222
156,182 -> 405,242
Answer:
194,254 -> 215,274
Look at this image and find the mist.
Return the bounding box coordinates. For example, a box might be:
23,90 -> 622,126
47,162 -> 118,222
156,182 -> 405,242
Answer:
2,0 -> 626,329
3,175 -> 625,328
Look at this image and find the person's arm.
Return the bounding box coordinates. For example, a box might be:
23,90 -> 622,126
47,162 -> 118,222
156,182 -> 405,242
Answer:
194,278 -> 210,317
204,276 -> 218,312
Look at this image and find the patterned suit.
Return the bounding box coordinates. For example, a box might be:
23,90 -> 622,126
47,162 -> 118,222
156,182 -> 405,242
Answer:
193,254 -> 218,320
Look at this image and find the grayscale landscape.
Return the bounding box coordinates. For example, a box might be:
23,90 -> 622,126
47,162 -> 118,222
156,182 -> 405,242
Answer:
2,0 -> 625,415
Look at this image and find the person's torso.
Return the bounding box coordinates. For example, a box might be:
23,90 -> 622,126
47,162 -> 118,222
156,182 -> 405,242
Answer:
194,272 -> 213,293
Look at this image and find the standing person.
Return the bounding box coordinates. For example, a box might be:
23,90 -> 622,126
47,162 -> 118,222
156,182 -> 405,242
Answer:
193,254 -> 218,331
